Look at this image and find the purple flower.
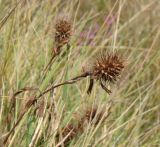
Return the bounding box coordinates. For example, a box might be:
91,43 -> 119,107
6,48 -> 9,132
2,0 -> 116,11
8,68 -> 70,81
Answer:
105,15 -> 117,26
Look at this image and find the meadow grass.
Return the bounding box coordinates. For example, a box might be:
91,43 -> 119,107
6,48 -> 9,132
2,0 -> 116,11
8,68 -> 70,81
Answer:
0,0 -> 160,146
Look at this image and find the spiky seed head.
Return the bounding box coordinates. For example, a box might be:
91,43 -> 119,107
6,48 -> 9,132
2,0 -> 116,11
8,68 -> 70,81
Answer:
92,53 -> 125,83
55,18 -> 72,49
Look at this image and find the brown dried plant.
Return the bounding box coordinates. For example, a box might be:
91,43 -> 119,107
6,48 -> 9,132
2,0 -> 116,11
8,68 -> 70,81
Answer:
4,52 -> 124,144
54,18 -> 72,53
43,17 -> 72,78
87,53 -> 125,94
42,53 -> 125,96
81,107 -> 106,125
56,104 -> 112,146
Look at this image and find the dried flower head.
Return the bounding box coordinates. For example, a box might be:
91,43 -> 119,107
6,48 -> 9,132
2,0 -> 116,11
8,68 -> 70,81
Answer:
87,53 -> 125,94
56,124 -> 78,146
62,124 -> 77,140
93,53 -> 124,82
82,107 -> 105,125
56,104 -> 112,146
55,18 -> 72,51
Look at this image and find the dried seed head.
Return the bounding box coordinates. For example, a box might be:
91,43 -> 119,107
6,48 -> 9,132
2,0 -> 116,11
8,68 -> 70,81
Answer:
92,53 -> 125,83
55,18 -> 72,49
62,124 -> 77,140
80,107 -> 107,125
56,124 -> 78,146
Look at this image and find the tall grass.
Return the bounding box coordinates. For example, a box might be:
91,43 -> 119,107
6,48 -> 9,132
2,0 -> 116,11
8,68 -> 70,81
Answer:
0,0 -> 160,146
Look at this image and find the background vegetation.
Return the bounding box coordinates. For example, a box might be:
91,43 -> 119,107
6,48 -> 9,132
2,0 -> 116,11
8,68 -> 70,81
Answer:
0,0 -> 160,146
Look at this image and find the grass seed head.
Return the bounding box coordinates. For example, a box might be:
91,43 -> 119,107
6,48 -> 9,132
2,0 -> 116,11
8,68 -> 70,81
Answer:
81,107 -> 106,125
55,18 -> 72,49
62,124 -> 77,139
92,53 -> 125,83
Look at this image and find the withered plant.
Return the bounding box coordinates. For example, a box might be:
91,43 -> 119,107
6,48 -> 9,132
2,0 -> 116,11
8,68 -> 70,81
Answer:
41,52 -> 125,96
87,53 -> 125,94
54,18 -> 72,52
42,16 -> 72,78
4,52 -> 124,144
56,104 -> 112,146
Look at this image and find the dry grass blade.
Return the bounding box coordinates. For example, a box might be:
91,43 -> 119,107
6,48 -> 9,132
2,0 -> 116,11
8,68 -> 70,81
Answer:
0,0 -> 24,30
1,0 -> 159,146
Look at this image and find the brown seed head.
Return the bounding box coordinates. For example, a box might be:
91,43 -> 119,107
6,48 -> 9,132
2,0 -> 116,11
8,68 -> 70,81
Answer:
62,124 -> 77,140
55,18 -> 72,49
83,107 -> 105,125
56,124 -> 78,146
92,53 -> 124,83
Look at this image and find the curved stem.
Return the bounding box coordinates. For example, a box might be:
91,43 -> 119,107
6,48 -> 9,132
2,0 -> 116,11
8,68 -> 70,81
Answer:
99,79 -> 111,94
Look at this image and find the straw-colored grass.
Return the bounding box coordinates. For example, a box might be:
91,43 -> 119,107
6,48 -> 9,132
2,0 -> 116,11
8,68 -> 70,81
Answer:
0,0 -> 160,146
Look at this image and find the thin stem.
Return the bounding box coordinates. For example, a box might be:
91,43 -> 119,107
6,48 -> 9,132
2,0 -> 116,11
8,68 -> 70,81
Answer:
99,79 -> 111,94
87,78 -> 94,94
9,87 -> 40,112
42,48 -> 60,81
42,43 -> 70,81
0,0 -> 24,30
38,72 -> 90,98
